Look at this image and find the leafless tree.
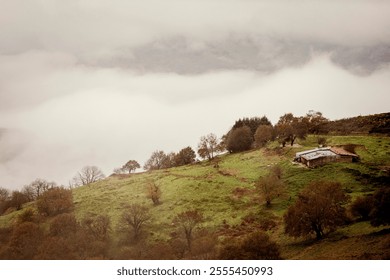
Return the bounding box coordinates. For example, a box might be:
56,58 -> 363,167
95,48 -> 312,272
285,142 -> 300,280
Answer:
143,150 -> 171,171
72,166 -> 105,186
0,187 -> 9,202
0,187 -> 10,214
82,214 -> 111,242
173,210 -> 203,252
120,204 -> 151,241
197,133 -> 224,160
22,179 -> 56,201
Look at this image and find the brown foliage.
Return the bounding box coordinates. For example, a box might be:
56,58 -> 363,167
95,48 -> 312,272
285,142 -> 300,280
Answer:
37,187 -> 73,216
226,126 -> 253,153
173,210 -> 203,252
197,133 -> 223,160
218,231 -> 281,260
190,229 -> 218,259
8,191 -> 28,211
256,168 -> 285,207
37,236 -> 77,260
350,195 -> 374,221
6,222 -> 44,259
370,187 -> 390,227
146,181 -> 161,205
254,125 -> 274,147
0,187 -> 10,215
23,179 -> 56,201
174,146 -> 196,166
49,213 -> 79,237
284,181 -> 349,240
143,150 -> 172,170
122,160 -> 141,173
82,214 -> 111,242
276,113 -> 308,147
120,204 -> 151,242
16,208 -> 37,224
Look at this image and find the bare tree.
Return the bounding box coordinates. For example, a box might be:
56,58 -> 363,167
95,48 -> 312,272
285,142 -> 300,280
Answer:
0,187 -> 10,214
173,210 -> 203,252
72,166 -> 105,186
197,133 -> 224,160
113,167 -> 126,175
9,191 -> 28,211
23,179 -> 56,201
120,204 -> 151,241
143,150 -> 171,171
82,214 -> 111,242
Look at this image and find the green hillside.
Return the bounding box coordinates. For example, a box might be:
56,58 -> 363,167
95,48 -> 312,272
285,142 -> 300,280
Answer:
1,135 -> 389,259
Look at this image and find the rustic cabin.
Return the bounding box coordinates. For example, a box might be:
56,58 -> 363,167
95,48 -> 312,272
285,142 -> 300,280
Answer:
330,147 -> 359,163
295,147 -> 358,168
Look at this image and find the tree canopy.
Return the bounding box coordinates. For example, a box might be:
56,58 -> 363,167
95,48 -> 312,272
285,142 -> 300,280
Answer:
284,180 -> 349,240
122,160 -> 140,173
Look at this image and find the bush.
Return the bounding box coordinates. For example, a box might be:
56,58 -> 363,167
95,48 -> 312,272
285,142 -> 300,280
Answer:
284,181 -> 349,240
370,187 -> 390,227
226,126 -> 253,153
6,222 -> 43,259
16,208 -> 37,224
254,125 -> 274,147
81,214 -> 111,242
218,231 -> 281,260
49,213 -> 79,237
37,187 -> 73,216
350,195 -> 374,221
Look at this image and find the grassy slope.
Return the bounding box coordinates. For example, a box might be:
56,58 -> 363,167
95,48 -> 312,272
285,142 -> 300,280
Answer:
1,135 -> 389,259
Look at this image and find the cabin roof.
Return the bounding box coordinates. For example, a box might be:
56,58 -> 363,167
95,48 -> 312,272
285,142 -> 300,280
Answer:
330,147 -> 359,157
295,146 -> 358,162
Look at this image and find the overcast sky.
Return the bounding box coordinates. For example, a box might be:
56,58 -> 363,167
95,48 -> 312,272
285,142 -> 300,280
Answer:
1,0 -> 390,189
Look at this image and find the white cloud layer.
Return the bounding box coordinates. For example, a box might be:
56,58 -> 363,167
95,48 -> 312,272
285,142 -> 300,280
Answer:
1,1 -> 389,189
1,0 -> 390,55
1,54 -> 389,188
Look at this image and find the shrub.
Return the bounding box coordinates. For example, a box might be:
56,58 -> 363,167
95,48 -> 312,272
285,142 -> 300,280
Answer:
284,181 -> 349,240
37,187 -> 73,216
6,222 -> 43,259
218,231 -> 281,260
226,126 -> 253,153
350,195 -> 374,221
370,187 -> 390,227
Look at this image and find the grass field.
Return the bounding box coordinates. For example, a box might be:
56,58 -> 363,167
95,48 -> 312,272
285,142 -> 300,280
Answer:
1,134 -> 389,259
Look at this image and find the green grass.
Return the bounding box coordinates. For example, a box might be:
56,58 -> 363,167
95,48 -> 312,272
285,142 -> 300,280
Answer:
1,134 -> 389,259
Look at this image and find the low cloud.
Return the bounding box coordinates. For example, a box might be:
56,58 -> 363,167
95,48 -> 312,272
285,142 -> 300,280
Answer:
1,55 -> 389,189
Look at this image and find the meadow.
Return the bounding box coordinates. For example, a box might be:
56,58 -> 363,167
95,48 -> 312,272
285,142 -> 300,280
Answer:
1,134 -> 389,259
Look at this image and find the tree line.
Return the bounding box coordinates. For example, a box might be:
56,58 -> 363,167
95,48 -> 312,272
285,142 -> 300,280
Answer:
134,110 -> 328,173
